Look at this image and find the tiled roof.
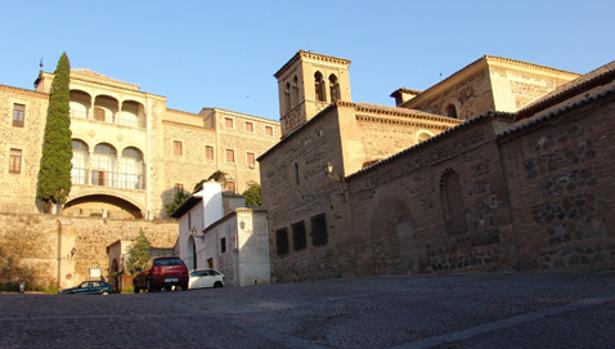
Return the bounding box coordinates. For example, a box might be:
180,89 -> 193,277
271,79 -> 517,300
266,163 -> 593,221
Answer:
515,60 -> 615,120
389,87 -> 422,98
498,74 -> 615,138
0,84 -> 49,98
347,111 -> 515,180
402,55 -> 580,108
257,101 -> 457,161
274,50 -> 351,79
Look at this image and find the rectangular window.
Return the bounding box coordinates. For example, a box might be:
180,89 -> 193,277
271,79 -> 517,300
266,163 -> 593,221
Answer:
9,148 -> 22,174
246,152 -> 256,167
173,141 -> 183,156
225,149 -> 235,163
205,145 -> 214,161
244,121 -> 254,133
265,125 -> 273,137
276,228 -> 289,256
292,221 -> 307,251
12,104 -> 25,127
224,181 -> 236,193
224,117 -> 234,129
311,213 -> 328,246
221,237 -> 226,253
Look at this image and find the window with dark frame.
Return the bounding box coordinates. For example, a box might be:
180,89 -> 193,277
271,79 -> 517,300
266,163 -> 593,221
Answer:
12,104 -> 25,127
275,228 -> 289,255
245,121 -> 254,133
292,221 -> 307,251
9,148 -> 22,174
311,213 -> 328,246
221,237 -> 226,253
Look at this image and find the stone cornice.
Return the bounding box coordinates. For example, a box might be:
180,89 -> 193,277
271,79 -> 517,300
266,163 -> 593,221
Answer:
0,84 -> 49,99
274,50 -> 351,79
355,114 -> 452,130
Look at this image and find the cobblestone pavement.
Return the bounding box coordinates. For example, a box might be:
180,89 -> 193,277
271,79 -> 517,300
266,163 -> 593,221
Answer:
1,272 -> 614,348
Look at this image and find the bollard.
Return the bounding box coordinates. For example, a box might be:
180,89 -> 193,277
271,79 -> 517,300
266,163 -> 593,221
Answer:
19,281 -> 25,293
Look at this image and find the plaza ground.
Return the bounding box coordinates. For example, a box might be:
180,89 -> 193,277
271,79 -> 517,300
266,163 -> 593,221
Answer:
1,271 -> 614,348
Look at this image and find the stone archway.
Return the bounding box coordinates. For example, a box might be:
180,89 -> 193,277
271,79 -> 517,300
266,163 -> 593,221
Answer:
368,197 -> 417,274
63,194 -> 143,219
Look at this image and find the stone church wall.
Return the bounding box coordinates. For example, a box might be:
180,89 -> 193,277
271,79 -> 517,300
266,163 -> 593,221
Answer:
499,94 -> 615,271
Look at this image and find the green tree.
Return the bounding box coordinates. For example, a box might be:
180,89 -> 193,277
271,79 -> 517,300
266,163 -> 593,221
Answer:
165,189 -> 190,217
37,52 -> 73,212
126,231 -> 150,275
193,170 -> 228,192
242,182 -> 261,207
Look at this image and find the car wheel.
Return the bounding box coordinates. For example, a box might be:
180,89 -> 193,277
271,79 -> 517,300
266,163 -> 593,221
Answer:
181,283 -> 189,291
147,279 -> 154,293
213,281 -> 223,288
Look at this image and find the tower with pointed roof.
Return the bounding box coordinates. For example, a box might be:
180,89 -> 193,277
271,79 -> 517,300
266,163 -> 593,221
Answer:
274,50 -> 352,137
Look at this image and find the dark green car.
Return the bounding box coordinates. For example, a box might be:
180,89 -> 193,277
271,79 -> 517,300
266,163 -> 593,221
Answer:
59,281 -> 115,295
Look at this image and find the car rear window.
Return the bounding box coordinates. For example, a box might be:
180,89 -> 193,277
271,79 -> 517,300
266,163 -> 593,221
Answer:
154,258 -> 184,266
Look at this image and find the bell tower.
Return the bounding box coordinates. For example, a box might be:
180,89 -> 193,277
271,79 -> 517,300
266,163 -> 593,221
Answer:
274,50 -> 352,137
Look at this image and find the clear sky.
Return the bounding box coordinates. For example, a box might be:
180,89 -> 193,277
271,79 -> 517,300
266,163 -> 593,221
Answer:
1,1 -> 613,120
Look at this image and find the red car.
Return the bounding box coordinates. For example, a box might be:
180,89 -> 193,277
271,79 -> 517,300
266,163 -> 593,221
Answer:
133,257 -> 189,292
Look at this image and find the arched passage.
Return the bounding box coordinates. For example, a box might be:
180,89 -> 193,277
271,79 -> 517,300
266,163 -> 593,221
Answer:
367,197 -> 416,274
63,194 -> 143,219
186,236 -> 197,270
110,258 -> 120,290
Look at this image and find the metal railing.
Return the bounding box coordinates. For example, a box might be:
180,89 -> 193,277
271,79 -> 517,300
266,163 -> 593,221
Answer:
72,168 -> 145,190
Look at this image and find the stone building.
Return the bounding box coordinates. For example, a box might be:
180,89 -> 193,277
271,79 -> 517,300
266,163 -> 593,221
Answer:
0,69 -> 280,219
259,50 -> 615,282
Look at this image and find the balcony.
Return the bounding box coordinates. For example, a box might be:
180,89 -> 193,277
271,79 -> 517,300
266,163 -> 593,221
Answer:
72,168 -> 145,190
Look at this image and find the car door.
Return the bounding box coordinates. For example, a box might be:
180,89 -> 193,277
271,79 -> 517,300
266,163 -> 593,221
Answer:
89,281 -> 102,294
73,282 -> 91,295
202,270 -> 215,288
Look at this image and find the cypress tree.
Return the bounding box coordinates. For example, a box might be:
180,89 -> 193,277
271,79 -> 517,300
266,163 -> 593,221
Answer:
37,52 -> 73,212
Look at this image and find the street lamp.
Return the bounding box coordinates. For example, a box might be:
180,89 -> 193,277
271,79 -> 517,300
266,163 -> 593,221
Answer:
324,161 -> 343,182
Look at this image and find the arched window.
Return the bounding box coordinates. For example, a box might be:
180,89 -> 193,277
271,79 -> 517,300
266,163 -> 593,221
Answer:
284,82 -> 291,113
446,103 -> 458,118
441,170 -> 467,235
92,143 -> 117,187
71,139 -> 89,185
291,75 -> 299,109
329,74 -> 340,103
187,236 -> 197,270
119,147 -> 144,190
314,71 -> 326,102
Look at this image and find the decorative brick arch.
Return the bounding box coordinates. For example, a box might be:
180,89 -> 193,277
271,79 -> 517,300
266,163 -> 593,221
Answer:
439,168 -> 468,235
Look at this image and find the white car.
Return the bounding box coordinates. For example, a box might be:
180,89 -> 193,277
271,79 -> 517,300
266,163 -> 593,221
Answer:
188,269 -> 225,289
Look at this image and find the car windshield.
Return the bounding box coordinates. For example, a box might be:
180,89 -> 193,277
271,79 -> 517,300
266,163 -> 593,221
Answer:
154,258 -> 184,266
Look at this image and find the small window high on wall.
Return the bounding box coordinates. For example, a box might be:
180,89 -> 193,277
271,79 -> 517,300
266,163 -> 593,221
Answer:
446,104 -> 458,118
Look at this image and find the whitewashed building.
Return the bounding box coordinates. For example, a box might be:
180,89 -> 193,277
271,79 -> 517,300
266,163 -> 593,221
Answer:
172,181 -> 270,286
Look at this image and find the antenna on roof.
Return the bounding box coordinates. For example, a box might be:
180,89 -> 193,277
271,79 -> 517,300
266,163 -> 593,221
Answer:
39,57 -> 44,72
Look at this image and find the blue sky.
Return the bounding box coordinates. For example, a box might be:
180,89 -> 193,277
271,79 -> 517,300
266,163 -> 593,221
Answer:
1,1 -> 613,120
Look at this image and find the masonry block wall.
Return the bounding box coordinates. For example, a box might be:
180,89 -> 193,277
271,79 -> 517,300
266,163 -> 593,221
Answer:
499,93 -> 615,270
0,213 -> 177,289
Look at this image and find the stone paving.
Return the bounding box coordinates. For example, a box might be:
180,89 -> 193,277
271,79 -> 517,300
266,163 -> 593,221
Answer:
1,272 -> 614,348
